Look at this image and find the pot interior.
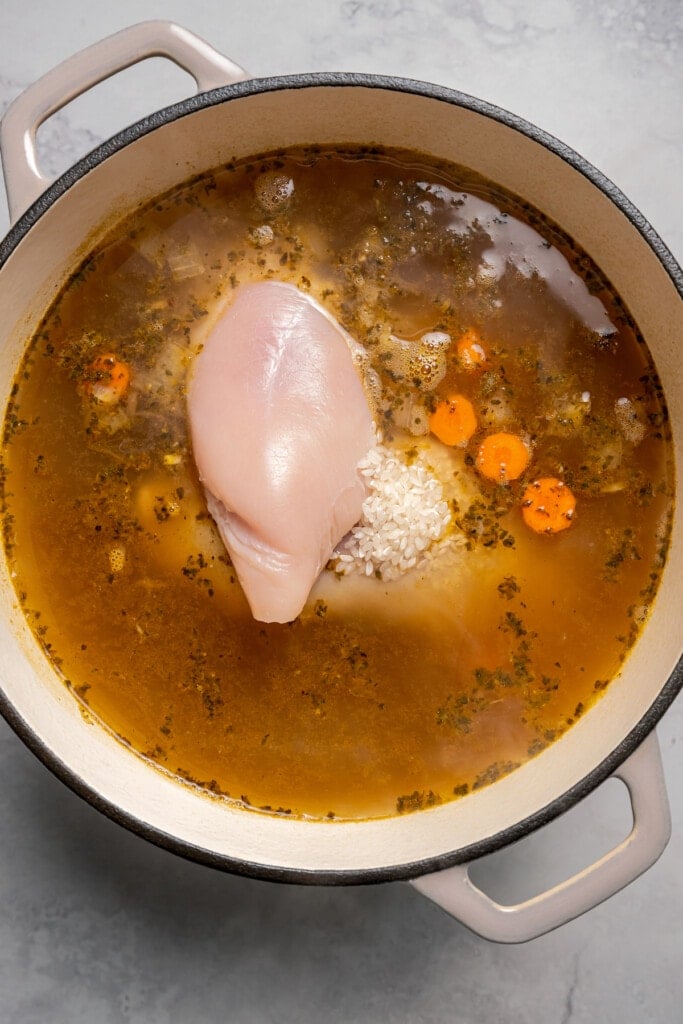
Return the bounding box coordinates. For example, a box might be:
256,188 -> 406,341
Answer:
0,80 -> 681,879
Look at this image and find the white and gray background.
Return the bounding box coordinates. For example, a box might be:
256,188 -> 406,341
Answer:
0,1 -> 681,1021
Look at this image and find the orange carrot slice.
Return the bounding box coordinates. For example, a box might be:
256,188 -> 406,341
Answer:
476,432 -> 530,483
429,394 -> 477,446
85,354 -> 131,404
456,328 -> 486,368
521,478 -> 576,534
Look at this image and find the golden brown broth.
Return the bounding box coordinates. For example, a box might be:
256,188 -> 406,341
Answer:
0,147 -> 674,820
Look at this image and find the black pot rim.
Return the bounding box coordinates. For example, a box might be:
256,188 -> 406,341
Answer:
1,71 -> 682,886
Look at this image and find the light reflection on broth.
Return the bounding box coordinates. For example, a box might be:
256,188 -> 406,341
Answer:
0,146 -> 674,820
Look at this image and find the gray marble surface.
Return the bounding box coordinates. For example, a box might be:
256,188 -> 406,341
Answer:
0,1 -> 682,1020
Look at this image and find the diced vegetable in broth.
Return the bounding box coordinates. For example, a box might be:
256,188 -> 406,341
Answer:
0,145 -> 674,821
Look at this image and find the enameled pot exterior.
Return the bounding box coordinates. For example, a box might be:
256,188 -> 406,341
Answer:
0,23 -> 681,942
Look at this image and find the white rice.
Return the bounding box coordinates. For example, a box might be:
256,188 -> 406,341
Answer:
334,444 -> 452,580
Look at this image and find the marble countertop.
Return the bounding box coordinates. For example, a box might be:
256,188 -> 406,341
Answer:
0,1 -> 681,1021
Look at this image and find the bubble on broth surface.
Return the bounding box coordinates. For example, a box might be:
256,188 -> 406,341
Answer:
247,224 -> 275,247
254,171 -> 295,213
377,330 -> 451,392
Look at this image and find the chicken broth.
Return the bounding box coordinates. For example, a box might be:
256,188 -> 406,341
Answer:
0,146 -> 674,820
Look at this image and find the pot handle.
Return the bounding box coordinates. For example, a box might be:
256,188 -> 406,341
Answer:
410,729 -> 671,943
0,20 -> 249,223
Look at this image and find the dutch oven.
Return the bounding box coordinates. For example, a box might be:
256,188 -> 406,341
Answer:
0,21 -> 681,942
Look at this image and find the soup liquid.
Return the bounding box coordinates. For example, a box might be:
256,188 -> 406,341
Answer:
1,148 -> 674,819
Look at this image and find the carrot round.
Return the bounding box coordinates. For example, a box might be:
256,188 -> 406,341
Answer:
456,328 -> 486,368
476,432 -> 530,483
85,353 -> 131,404
429,394 -> 477,446
521,478 -> 576,534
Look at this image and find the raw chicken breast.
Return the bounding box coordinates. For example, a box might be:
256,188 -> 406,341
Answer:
188,281 -> 376,622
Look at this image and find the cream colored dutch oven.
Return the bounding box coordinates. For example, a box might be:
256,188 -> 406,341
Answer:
0,21 -> 681,944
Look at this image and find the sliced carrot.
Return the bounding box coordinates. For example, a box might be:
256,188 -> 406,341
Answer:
476,432 -> 530,483
84,353 -> 131,404
521,478 -> 576,534
456,328 -> 486,368
429,394 -> 477,446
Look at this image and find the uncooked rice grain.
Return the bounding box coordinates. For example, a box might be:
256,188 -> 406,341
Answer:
334,444 -> 452,580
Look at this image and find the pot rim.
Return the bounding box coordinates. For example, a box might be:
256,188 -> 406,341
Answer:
1,71 -> 682,885
3,72 -> 683,294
